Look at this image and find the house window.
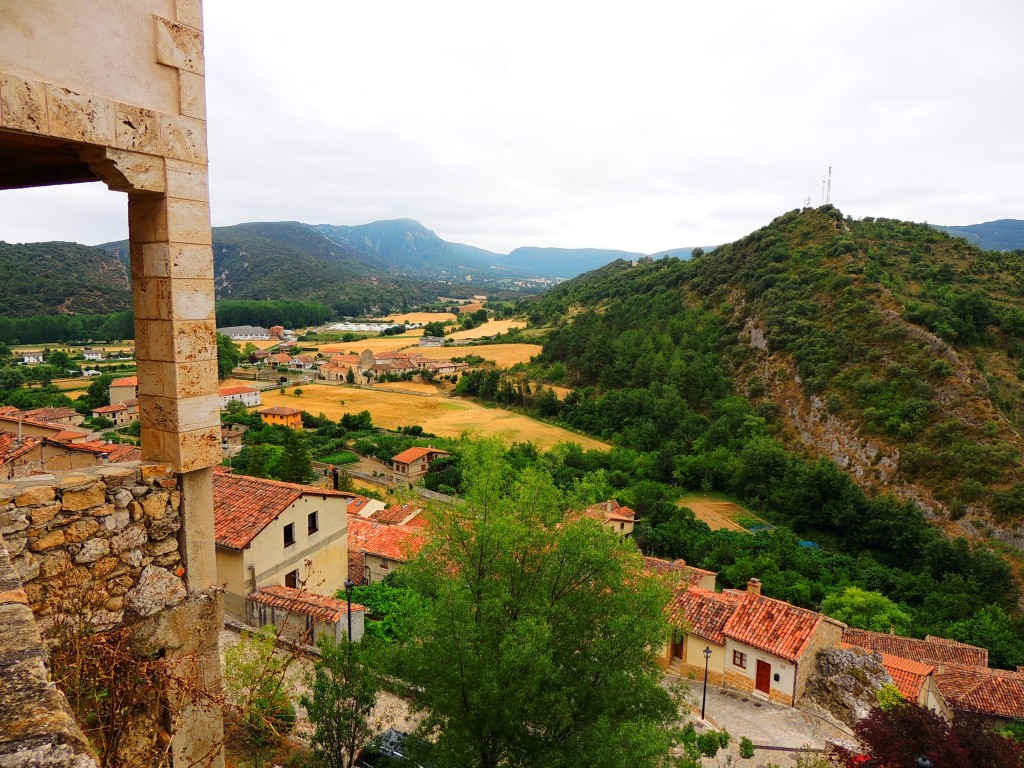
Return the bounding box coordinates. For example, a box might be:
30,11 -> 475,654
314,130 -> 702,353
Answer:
284,569 -> 299,589
733,650 -> 747,669
308,511 -> 319,535
283,523 -> 295,547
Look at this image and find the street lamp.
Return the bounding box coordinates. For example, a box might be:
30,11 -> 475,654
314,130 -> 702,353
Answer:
916,758 -> 933,768
701,646 -> 712,720
344,578 -> 355,650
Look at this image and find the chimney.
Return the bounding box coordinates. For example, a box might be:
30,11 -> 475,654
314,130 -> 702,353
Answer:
747,578 -> 761,596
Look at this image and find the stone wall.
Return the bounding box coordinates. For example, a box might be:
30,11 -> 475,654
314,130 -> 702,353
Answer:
0,463 -> 187,623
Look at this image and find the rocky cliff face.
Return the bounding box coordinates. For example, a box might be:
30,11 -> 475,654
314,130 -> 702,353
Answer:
804,647 -> 893,728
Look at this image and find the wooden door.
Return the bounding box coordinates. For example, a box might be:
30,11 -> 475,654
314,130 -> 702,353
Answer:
755,660 -> 771,694
671,638 -> 685,660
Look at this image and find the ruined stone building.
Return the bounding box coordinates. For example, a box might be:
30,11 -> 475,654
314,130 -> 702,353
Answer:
1,1 -> 225,765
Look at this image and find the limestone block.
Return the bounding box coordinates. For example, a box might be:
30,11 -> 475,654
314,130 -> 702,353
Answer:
141,490 -> 171,519
29,530 -> 65,552
126,565 -> 187,617
0,485 -> 15,503
39,551 -> 72,578
104,148 -> 166,193
141,393 -> 219,434
16,553 -> 39,582
0,73 -> 48,133
88,504 -> 116,518
135,319 -> 175,362
142,426 -> 220,472
121,548 -> 144,568
58,475 -> 93,491
165,197 -> 212,244
75,537 -> 111,564
114,489 -> 134,508
132,277 -> 173,321
146,537 -> 180,557
4,535 -> 26,557
176,0 -> 204,29
103,510 -> 130,532
0,511 -> 29,535
97,466 -> 140,487
160,113 -> 208,164
93,557 -> 119,580
178,69 -> 206,120
155,16 -> 205,75
111,524 -> 148,555
175,318 -> 217,362
154,552 -> 182,568
46,85 -> 116,145
137,359 -> 218,400
127,195 -> 169,244
114,103 -> 162,154
29,503 -> 61,526
15,486 -> 55,507
63,518 -> 100,544
132,242 -> 214,280
166,159 -> 209,202
148,515 -> 181,542
172,279 -> 216,322
62,483 -> 107,512
141,464 -> 174,480
107,574 -> 135,596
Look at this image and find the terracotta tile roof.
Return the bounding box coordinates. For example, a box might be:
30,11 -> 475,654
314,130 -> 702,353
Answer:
60,440 -> 117,455
292,354 -> 316,363
111,376 -> 137,387
724,593 -> 835,662
260,405 -> 302,416
0,433 -> 43,464
269,353 -> 292,364
330,355 -> 360,364
91,398 -> 138,414
218,385 -> 257,396
22,407 -> 79,422
106,444 -> 141,463
935,664 -> 1024,720
347,496 -> 373,516
584,499 -> 636,524
391,446 -> 450,464
248,585 -> 364,623
213,473 -> 353,550
50,428 -> 91,442
842,628 -> 989,667
879,652 -> 935,700
0,406 -> 21,416
643,556 -> 717,587
348,516 -> 426,562
664,588 -> 742,644
371,502 -> 423,525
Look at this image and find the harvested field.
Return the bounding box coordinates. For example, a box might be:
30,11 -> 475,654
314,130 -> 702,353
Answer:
52,378 -> 90,392
676,494 -> 756,533
459,302 -> 485,314
257,384 -> 609,451
374,381 -> 440,395
419,343 -> 542,367
317,334 -> 422,355
446,319 -> 525,341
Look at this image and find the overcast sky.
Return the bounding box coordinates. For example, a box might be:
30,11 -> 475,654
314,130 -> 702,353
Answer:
3,0 -> 1023,254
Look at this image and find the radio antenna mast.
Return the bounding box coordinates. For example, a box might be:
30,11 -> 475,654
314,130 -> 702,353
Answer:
826,166 -> 832,205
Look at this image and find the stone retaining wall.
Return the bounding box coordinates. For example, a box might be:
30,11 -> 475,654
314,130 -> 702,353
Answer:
0,463 -> 187,624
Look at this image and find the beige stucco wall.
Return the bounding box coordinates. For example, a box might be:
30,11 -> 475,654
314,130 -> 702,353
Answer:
109,384 -> 137,405
363,552 -> 401,584
724,637 -> 797,704
215,547 -> 247,620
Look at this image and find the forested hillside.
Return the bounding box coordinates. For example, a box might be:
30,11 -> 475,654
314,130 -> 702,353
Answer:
0,241 -> 131,317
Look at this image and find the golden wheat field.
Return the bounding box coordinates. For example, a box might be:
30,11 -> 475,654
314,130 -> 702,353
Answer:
446,319 -> 525,341
417,344 -> 542,367
371,311 -> 456,325
256,383 -> 608,451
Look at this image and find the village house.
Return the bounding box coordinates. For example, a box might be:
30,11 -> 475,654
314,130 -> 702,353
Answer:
347,495 -> 388,518
269,325 -> 285,339
108,375 -> 138,404
290,353 -> 317,370
90,398 -> 139,427
21,406 -> 85,427
369,501 -> 426,527
643,555 -> 718,591
663,578 -> 845,706
347,516 -> 427,585
213,471 -> 355,621
583,499 -> 636,535
247,584 -> 365,645
216,324 -> 271,341
259,405 -> 303,429
250,349 -> 271,362
841,627 -> 989,667
391,446 -> 452,484
933,664 -> 1024,729
82,348 -> 104,361
218,384 -> 261,409
0,432 -> 139,479
19,352 -> 44,364
419,336 -> 444,347
0,412 -> 90,444
873,651 -> 951,719
220,424 -> 247,455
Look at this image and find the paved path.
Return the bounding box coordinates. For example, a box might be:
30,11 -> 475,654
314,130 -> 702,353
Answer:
667,676 -> 854,767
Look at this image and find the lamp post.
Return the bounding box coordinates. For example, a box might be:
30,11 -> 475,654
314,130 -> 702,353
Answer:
701,646 -> 712,720
916,758 -> 933,768
344,578 -> 355,651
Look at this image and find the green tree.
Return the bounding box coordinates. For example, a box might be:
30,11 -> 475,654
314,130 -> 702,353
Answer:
345,368 -> 355,384
945,605 -> 1024,670
386,440 -> 677,768
217,333 -> 242,380
223,625 -> 296,744
422,321 -> 446,337
278,428 -> 313,483
47,349 -> 72,373
301,637 -> 380,768
83,373 -> 115,410
820,587 -> 913,634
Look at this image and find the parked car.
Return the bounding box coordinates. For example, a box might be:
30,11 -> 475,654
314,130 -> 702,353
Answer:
356,729 -> 433,768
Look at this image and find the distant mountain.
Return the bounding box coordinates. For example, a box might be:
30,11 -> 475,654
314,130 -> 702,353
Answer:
0,241 -> 130,317
936,219 -> 1024,251
499,247 -> 646,279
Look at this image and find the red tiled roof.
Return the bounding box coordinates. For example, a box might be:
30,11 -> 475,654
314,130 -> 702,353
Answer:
347,496 -> 373,516
218,385 -> 257,396
935,664 -> 1024,720
842,628 -> 989,667
371,502 -> 423,525
348,516 -> 426,562
248,585 -> 364,623
60,440 -> 118,455
260,406 -> 302,416
22,407 -> 79,422
391,446 -> 450,464
0,433 -> 43,464
643,556 -> 717,587
50,428 -> 91,442
664,588 -> 741,645
0,406 -> 21,416
584,499 -> 636,524
213,473 -> 353,550
270,353 -> 292,364
879,652 -> 935,700
724,593 -> 833,662
106,444 -> 141,463
111,376 -> 137,387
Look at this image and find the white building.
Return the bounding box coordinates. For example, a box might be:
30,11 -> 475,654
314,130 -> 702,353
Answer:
217,385 -> 262,409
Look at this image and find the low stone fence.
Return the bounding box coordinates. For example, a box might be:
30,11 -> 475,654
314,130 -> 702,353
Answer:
0,462 -> 187,624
